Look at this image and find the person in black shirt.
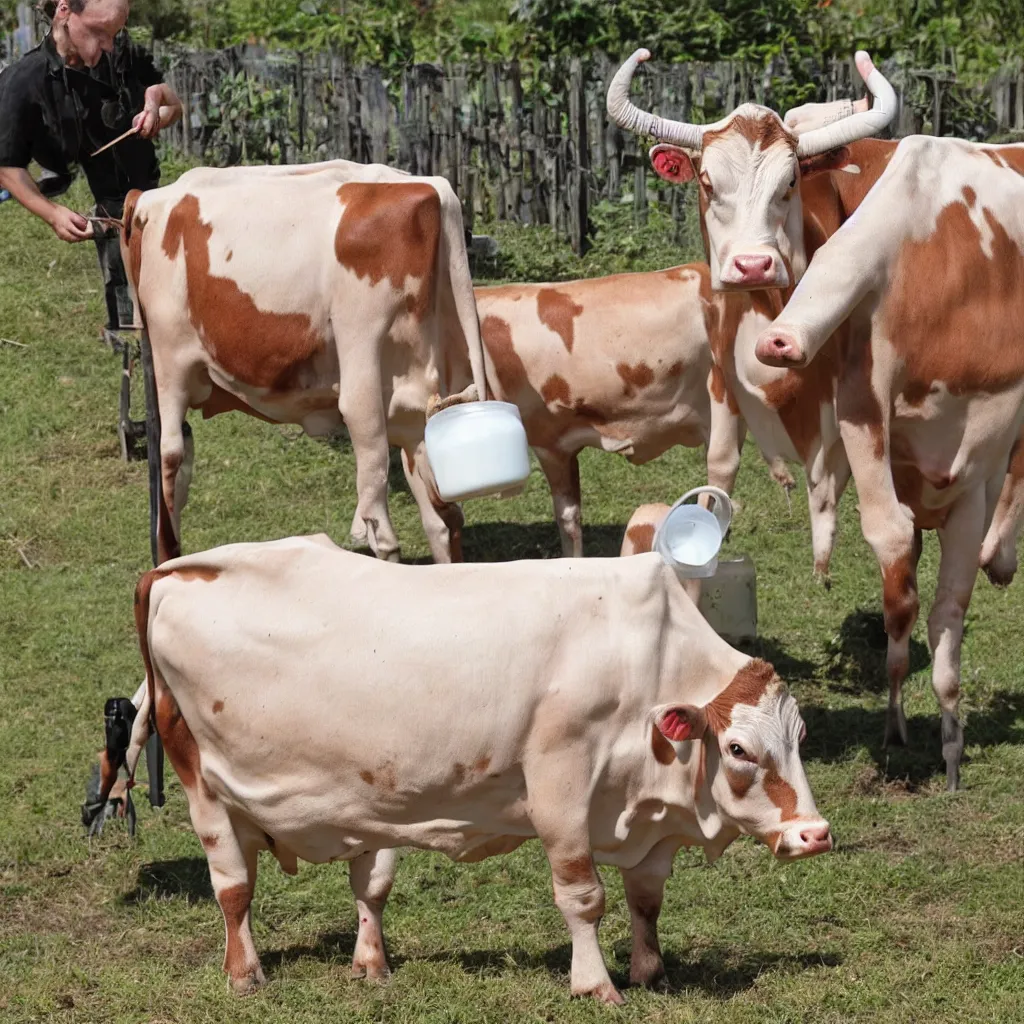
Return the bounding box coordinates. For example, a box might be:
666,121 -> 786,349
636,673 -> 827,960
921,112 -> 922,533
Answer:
0,0 -> 182,326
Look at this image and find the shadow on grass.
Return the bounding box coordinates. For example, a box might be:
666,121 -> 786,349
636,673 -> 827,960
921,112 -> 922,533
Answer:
461,522 -> 626,562
823,610 -> 931,696
123,857 -> 213,905
426,942 -> 842,997
261,929 -> 359,971
798,687 -> 1024,787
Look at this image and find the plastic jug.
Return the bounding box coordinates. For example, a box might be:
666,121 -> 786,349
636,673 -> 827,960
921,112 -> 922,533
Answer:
653,486 -> 733,579
697,554 -> 758,643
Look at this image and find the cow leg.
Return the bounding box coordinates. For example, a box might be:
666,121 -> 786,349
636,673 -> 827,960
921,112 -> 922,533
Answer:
619,837 -> 678,989
401,446 -> 462,563
349,848 -> 397,981
155,389 -> 192,564
979,442 -> 1024,586
806,441 -> 852,582
930,488 -> 985,791
705,387 -> 745,496
334,340 -> 401,562
530,787 -> 620,1003
535,448 -> 583,557
881,525 -> 923,749
193,803 -> 265,993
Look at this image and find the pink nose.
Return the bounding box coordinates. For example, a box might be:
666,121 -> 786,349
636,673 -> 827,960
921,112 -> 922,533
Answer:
755,329 -> 805,367
732,254 -> 775,283
799,823 -> 833,853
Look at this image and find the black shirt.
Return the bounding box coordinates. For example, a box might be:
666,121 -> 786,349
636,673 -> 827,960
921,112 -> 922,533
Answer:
0,30 -> 163,204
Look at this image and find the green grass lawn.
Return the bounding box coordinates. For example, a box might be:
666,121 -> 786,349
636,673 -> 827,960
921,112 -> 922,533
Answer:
1,179 -> 1023,1024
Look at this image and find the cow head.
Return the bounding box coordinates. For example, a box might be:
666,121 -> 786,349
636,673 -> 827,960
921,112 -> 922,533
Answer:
655,658 -> 832,860
607,49 -> 896,291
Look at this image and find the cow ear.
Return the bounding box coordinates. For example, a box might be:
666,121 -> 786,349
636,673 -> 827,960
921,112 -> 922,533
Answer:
798,145 -> 853,180
657,704 -> 707,743
650,144 -> 697,184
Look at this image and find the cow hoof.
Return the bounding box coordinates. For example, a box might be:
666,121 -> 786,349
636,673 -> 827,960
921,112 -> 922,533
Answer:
228,967 -> 266,996
586,982 -> 625,1005
883,705 -> 908,748
383,549 -> 401,564
351,956 -> 391,982
941,711 -> 964,792
813,567 -> 832,591
629,961 -> 666,990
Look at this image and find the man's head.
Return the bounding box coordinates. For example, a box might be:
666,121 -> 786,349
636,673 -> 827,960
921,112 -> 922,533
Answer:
52,0 -> 129,69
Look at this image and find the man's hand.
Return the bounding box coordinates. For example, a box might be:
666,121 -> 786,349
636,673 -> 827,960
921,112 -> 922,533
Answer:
133,84 -> 183,140
48,205 -> 93,242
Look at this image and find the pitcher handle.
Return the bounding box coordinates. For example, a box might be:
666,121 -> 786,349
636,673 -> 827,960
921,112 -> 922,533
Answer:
676,486 -> 733,536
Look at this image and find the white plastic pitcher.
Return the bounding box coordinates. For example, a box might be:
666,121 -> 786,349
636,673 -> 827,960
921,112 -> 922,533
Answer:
653,486 -> 733,579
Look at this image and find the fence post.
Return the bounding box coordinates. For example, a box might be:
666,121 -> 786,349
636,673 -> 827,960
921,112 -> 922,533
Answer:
568,58 -> 590,254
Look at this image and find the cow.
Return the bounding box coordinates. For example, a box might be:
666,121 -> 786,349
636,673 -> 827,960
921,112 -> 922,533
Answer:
607,51 -> 1024,787
89,535 -> 832,1003
620,503 -> 670,556
470,265 -> 794,559
603,53 -> 903,581
120,159 -> 489,567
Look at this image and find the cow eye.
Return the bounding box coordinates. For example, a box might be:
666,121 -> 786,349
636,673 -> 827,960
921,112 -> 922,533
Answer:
788,175 -> 796,189
728,742 -> 748,760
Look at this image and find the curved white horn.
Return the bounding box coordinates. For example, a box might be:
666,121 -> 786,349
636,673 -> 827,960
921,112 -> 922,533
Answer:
606,48 -> 705,149
796,51 -> 898,157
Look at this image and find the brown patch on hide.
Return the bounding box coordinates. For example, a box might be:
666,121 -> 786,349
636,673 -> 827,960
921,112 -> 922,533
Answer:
173,566 -> 220,583
359,770 -> 375,786
537,288 -> 584,352
725,765 -> 754,798
200,833 -> 218,849
558,855 -> 596,885
225,249 -> 233,262
453,763 -> 467,783
161,194 -> 327,391
709,362 -> 739,414
702,112 -> 796,154
666,360 -> 685,378
962,186 -> 976,208
481,316 -> 528,395
705,659 -> 777,734
651,726 -> 677,765
335,182 -> 441,322
474,757 -> 491,774
626,522 -> 656,554
881,203 -> 1024,396
616,361 -> 655,397
212,700 -> 224,714
882,558 -> 919,640
763,758 -> 799,821
122,189 -> 146,294
541,374 -> 572,405
218,882 -> 256,982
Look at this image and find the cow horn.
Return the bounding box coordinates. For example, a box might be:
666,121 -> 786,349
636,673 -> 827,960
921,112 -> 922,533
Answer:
606,49 -> 706,149
795,51 -> 897,157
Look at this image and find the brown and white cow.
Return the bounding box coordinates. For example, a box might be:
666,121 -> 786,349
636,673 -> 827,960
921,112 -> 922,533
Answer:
121,159 -> 488,566
95,535 -> 831,1002
470,265 -> 797,558
610,55 -> 1024,785
604,52 -> 902,579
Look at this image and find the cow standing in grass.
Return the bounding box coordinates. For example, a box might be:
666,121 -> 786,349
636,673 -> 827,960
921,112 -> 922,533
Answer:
90,535 -> 831,1002
609,49 -> 1024,787
470,264 -> 800,557
121,159 -> 488,566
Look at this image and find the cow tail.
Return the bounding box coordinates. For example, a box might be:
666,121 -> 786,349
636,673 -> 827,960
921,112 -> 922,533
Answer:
439,185 -> 489,402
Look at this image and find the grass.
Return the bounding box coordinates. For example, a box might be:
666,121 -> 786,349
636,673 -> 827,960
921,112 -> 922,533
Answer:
2,176 -> 1024,1024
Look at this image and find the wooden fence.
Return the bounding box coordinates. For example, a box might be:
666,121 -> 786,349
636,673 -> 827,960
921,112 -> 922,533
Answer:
153,45 -> 1024,252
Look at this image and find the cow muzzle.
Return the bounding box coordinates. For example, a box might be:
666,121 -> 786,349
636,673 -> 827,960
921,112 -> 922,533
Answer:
720,251 -> 788,290
774,820 -> 833,860
755,326 -> 807,368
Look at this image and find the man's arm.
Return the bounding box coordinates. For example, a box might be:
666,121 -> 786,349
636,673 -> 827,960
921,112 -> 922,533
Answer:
132,82 -> 183,140
0,166 -> 92,241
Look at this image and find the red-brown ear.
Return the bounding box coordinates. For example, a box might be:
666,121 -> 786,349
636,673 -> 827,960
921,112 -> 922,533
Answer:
798,145 -> 852,179
657,704 -> 707,743
650,144 -> 697,185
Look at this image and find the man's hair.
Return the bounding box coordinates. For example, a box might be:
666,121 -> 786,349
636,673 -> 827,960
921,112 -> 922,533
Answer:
38,0 -> 90,19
